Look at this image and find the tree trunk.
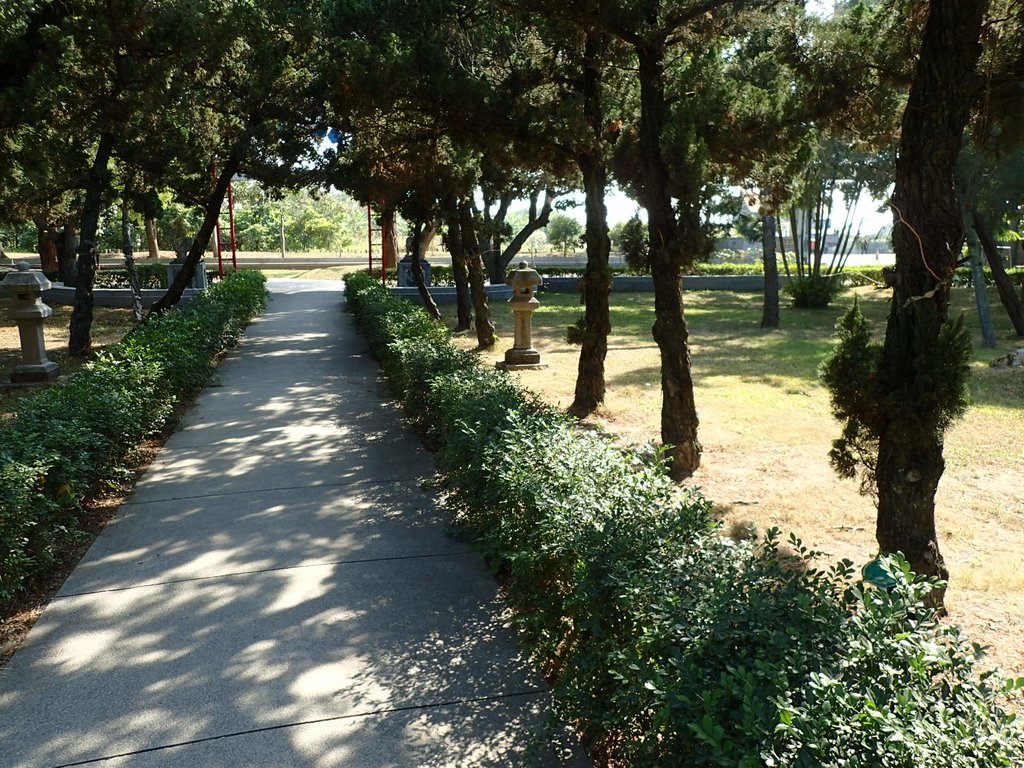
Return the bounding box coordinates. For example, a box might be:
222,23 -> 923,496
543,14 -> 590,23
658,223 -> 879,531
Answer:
417,222 -> 437,259
150,147 -> 244,314
492,190 -> 553,282
458,199 -> 495,348
571,159 -> 612,416
968,227 -> 996,347
877,0 -> 986,610
761,213 -> 780,329
69,132 -> 115,357
482,192 -> 512,283
636,43 -> 701,478
410,221 -> 441,320
35,220 -> 59,275
444,205 -> 473,331
121,198 -> 144,325
144,217 -> 160,258
58,224 -> 79,286
381,206 -> 399,269
570,32 -> 612,418
973,210 -> 1024,336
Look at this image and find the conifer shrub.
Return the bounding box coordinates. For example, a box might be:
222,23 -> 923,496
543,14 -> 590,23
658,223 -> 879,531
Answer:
820,299 -> 971,494
0,271 -> 266,602
785,273 -> 846,308
343,270 -> 1023,767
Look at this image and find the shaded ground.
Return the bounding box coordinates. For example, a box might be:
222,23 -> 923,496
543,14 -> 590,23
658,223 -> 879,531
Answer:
0,299 -> 137,413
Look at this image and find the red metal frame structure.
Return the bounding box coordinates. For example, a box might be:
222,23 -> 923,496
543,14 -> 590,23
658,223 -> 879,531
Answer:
367,203 -> 386,285
210,162 -> 239,278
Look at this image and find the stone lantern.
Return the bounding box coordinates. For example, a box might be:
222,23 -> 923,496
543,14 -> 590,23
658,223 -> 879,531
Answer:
1,262 -> 59,384
166,238 -> 208,290
497,261 -> 547,370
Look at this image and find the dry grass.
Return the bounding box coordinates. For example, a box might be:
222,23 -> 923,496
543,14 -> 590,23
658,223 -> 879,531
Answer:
451,285 -> 1024,677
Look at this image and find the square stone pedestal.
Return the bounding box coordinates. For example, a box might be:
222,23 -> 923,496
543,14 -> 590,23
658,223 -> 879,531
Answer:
10,361 -> 60,384
496,347 -> 547,371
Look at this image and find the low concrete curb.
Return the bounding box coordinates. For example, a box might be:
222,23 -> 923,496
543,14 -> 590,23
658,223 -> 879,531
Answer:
43,282 -> 201,308
541,274 -> 792,293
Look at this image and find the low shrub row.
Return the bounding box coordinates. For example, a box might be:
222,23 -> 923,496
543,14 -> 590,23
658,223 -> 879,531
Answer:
0,270 -> 267,603
533,262 -> 767,279
344,269 -> 1023,767
93,263 -> 168,289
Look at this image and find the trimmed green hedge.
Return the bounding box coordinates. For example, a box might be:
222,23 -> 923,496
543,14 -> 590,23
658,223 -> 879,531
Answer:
93,263 -> 168,289
0,270 -> 267,602
344,270 -> 1023,767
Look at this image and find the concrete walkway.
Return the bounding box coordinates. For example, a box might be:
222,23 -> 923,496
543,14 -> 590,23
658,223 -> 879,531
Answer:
0,280 -> 583,767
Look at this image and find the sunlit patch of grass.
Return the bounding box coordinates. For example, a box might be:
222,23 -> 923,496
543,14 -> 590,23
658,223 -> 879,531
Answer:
953,558 -> 1024,593
459,285 -> 1022,419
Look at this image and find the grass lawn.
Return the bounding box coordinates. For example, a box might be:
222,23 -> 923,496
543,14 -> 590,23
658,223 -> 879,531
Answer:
451,284 -> 1024,677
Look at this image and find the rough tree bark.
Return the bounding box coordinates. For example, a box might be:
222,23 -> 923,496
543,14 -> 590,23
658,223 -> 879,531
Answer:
35,220 -> 59,275
444,205 -> 473,331
968,226 -> 996,347
972,210 -> 1024,336
481,190 -> 512,283
410,221 -> 441,320
69,132 -> 115,357
636,42 -> 701,478
56,225 -> 79,286
380,206 -> 399,269
761,213 -> 780,329
458,199 -> 495,348
570,32 -> 612,417
144,217 -> 160,259
878,0 -> 987,608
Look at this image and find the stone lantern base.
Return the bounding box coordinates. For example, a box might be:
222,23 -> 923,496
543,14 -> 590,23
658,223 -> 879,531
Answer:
10,361 -> 60,384
496,347 -> 547,370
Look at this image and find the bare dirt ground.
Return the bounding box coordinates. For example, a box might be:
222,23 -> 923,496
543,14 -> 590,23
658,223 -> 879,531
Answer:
463,286 -> 1024,682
